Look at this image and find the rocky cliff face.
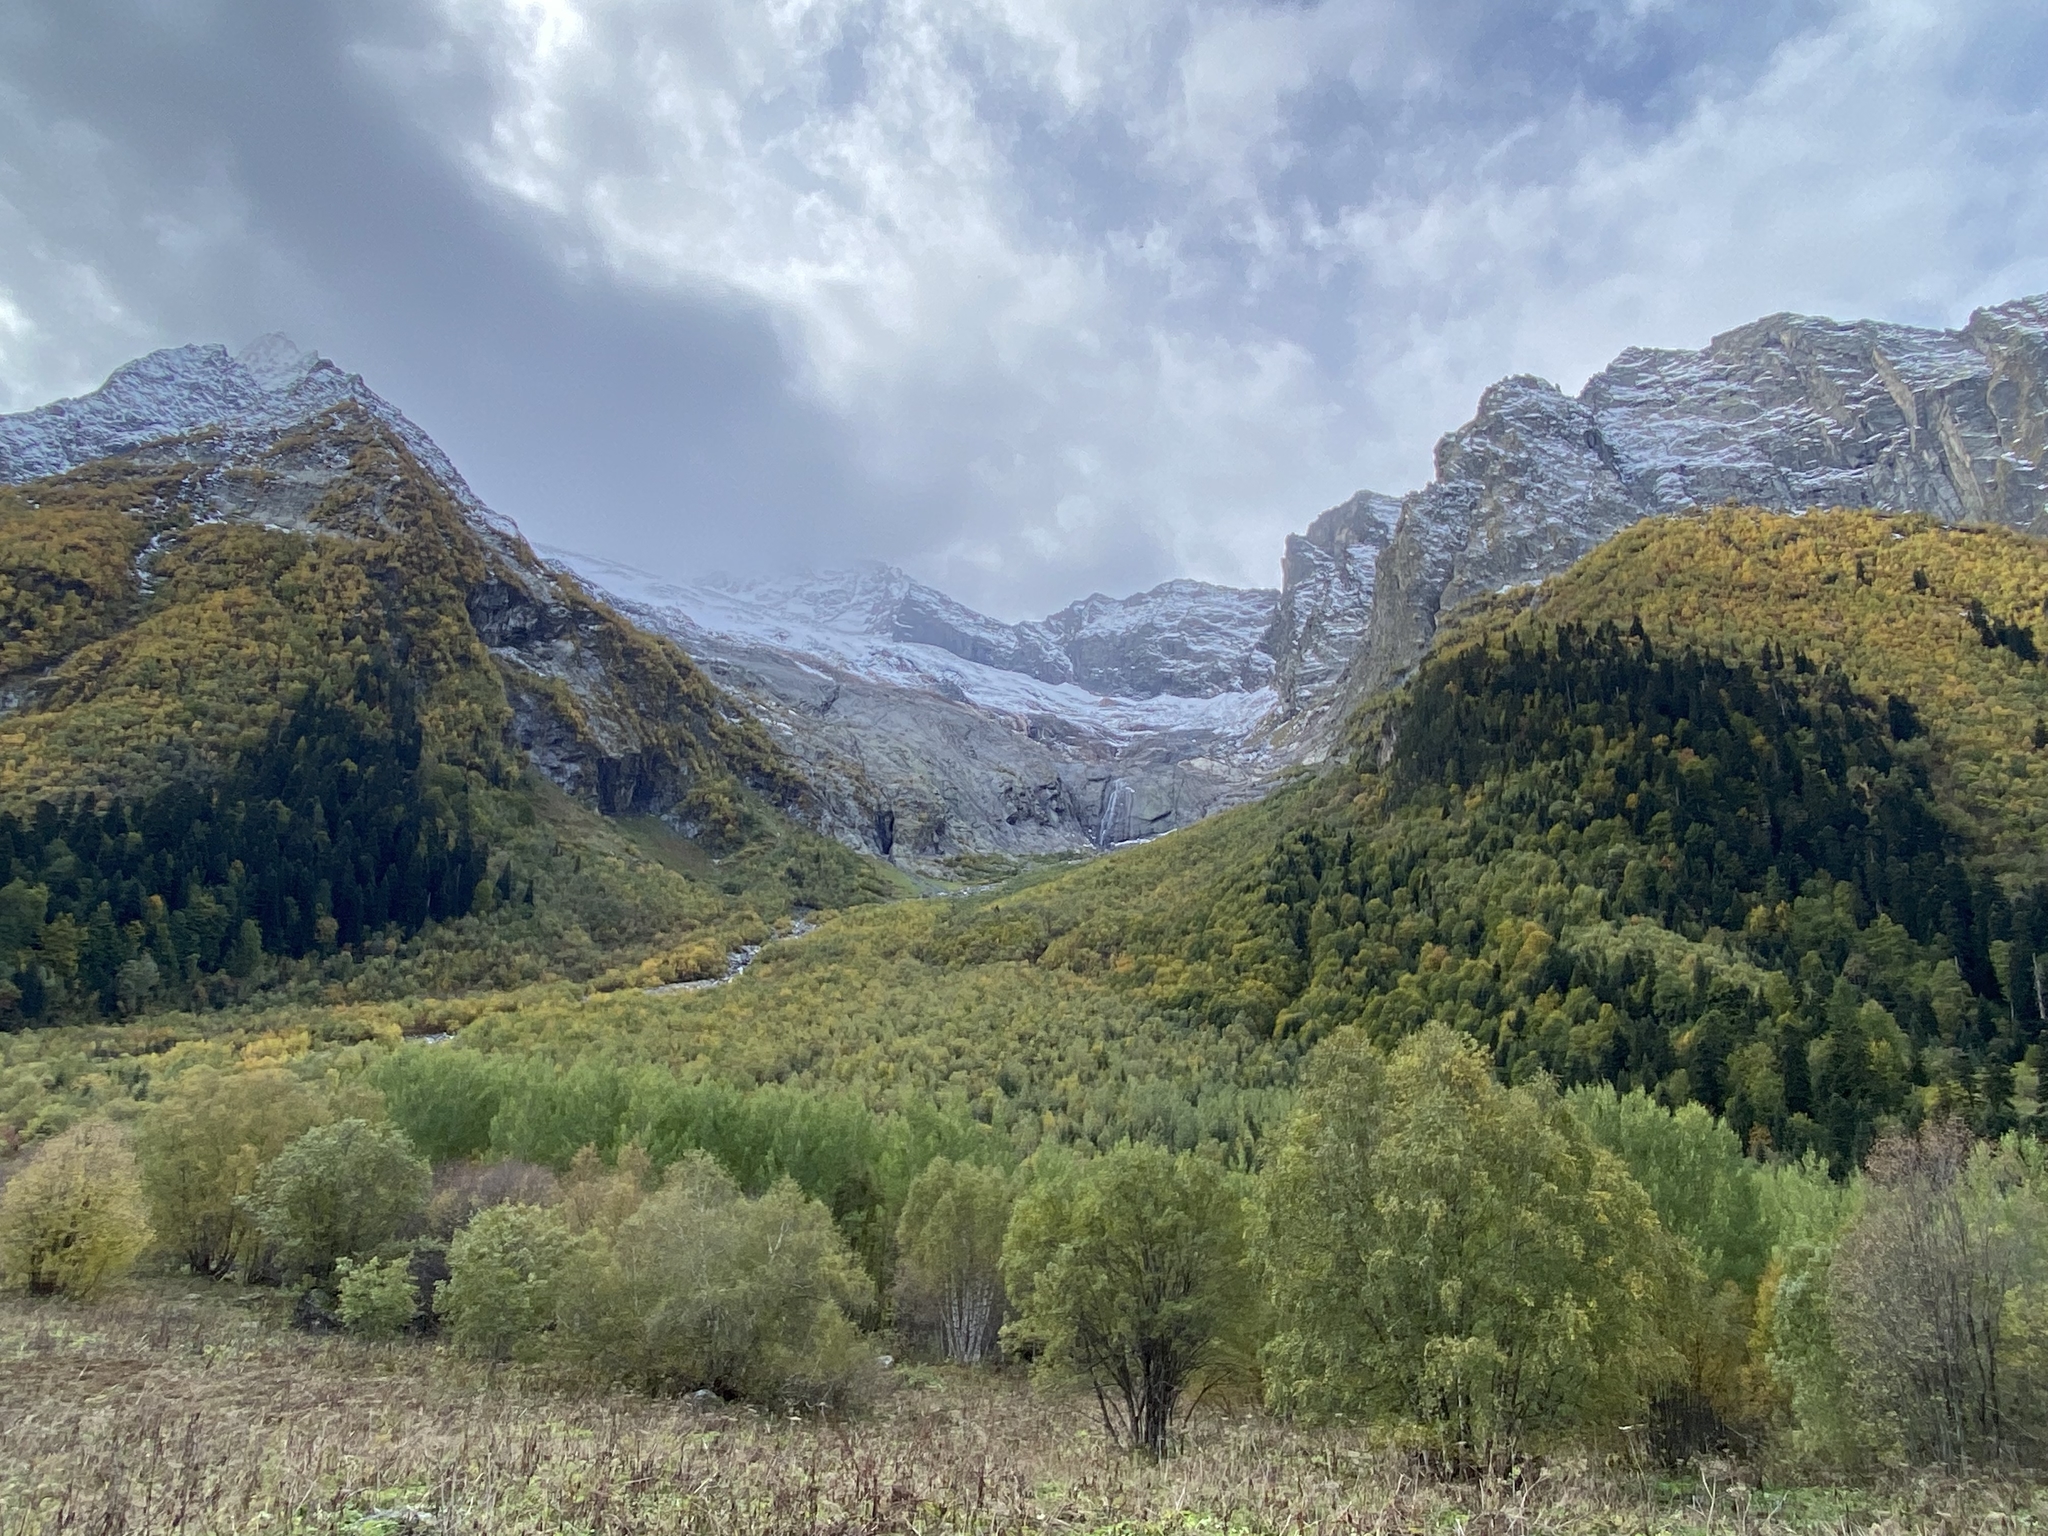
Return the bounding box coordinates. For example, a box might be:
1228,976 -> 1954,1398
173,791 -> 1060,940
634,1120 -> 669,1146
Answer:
554,555 -> 1283,863
1265,490 -> 1400,737
1042,581 -> 1278,697
17,292 -> 2045,868
1339,294 -> 2048,706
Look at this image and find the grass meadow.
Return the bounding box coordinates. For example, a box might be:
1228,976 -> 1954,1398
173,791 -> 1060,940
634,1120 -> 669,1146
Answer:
2,1283 -> 2043,1536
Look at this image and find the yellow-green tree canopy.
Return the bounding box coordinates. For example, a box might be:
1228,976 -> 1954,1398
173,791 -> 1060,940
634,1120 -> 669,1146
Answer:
0,1120 -> 153,1298
237,1118 -> 429,1278
1259,1024 -> 1684,1463
134,1066 -> 330,1278
894,1156 -> 1013,1363
1002,1144 -> 1259,1459
564,1153 -> 875,1405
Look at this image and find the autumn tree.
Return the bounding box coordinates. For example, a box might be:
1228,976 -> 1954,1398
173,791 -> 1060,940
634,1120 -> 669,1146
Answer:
1261,1025 -> 1683,1466
133,1066 -> 329,1277
1003,1144 -> 1258,1459
1829,1121 -> 2048,1467
0,1121 -> 153,1297
563,1153 -> 874,1404
1570,1085 -> 1772,1454
894,1157 -> 1012,1363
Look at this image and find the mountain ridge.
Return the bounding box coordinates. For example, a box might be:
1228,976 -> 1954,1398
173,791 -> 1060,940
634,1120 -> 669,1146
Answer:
0,335 -> 798,832
555,551 -> 1283,862
9,291 -> 2048,870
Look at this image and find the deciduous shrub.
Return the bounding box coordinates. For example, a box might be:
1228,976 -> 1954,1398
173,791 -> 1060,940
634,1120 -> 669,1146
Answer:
238,1119 -> 429,1278
424,1158 -> 560,1241
564,1153 -> 874,1404
1003,1144 -> 1258,1458
133,1067 -> 329,1277
437,1203 -> 581,1361
0,1121 -> 153,1297
557,1143 -> 651,1237
335,1254 -> 419,1339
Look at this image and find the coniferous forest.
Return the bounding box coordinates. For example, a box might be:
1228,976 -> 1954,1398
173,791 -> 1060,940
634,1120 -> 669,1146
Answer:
14,493 -> 2048,1532
1,660 -> 489,1020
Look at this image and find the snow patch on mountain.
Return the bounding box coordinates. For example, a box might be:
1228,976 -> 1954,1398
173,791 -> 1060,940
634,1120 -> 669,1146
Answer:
550,551 -> 1282,749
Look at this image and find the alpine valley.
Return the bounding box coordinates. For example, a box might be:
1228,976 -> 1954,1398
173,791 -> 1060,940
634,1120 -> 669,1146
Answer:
10,295 -> 2048,1521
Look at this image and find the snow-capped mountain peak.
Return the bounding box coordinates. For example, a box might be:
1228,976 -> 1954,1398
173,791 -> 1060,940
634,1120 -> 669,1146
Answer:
0,335 -> 517,540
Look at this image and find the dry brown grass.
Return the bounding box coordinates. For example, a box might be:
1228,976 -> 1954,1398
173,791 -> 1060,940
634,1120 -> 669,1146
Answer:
1,1285 -> 2042,1535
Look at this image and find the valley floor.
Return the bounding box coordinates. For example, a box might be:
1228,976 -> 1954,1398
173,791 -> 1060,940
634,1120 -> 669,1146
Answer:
0,1284 -> 2040,1536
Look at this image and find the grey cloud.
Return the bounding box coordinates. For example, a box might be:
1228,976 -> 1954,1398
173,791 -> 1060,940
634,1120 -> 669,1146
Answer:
1,0 -> 2045,618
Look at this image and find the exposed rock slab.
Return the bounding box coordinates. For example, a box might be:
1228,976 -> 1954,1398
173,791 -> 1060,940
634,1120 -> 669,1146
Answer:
1340,294 -> 2048,709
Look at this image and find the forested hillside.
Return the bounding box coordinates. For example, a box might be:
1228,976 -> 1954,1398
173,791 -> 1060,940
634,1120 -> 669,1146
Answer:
14,506 -> 2042,1166
353,508 -> 2048,1168
0,423 -> 895,1027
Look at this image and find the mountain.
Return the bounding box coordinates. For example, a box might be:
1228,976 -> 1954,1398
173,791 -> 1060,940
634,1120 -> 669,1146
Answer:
554,555 -> 1283,863
0,335 -> 790,826
1334,294 -> 2048,709
9,291 -> 2045,882
1265,489 -> 1402,730
0,336 -> 888,1023
545,291 -> 2048,864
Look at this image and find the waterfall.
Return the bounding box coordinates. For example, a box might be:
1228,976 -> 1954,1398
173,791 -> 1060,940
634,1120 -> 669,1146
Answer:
1095,778 -> 1134,849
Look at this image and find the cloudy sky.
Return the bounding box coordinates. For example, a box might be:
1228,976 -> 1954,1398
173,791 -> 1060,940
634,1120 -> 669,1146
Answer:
2,0 -> 2044,617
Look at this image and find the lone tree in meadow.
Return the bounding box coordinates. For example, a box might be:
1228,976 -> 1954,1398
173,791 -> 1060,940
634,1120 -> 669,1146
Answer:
1003,1144 -> 1258,1459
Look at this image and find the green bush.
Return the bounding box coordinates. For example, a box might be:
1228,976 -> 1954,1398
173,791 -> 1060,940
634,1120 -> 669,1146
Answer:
1003,1144 -> 1258,1458
238,1119 -> 430,1278
1260,1025 -> 1684,1466
0,1121 -> 153,1297
437,1203 -> 581,1361
134,1066 -> 329,1278
336,1255 -> 419,1339
1568,1085 -> 1773,1451
564,1153 -> 874,1404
